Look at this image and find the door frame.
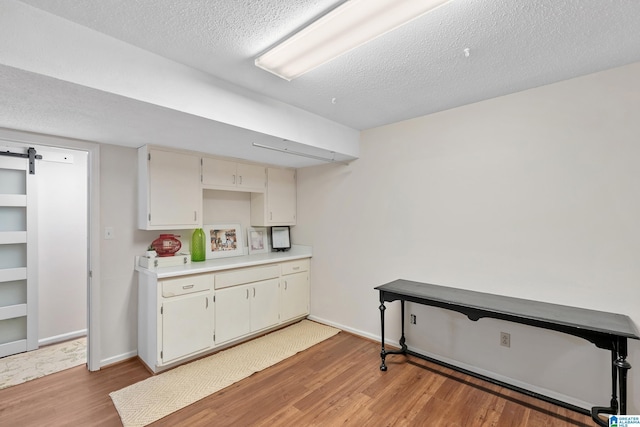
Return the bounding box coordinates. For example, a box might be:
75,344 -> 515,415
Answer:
0,127 -> 101,371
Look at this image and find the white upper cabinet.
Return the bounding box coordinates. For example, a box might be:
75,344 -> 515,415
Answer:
202,157 -> 265,192
251,167 -> 296,226
138,146 -> 202,230
138,146 -> 296,230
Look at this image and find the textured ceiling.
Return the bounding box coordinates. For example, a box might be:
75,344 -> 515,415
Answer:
4,0 -> 640,165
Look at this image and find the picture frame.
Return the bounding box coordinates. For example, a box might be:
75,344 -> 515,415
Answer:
247,227 -> 268,255
204,223 -> 244,259
271,226 -> 291,251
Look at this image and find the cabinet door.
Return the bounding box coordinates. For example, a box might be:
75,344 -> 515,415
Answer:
202,157 -> 237,189
162,292 -> 212,364
280,272 -> 309,322
250,167 -> 297,226
214,284 -> 251,344
237,163 -> 265,192
268,168 -> 296,224
251,278 -> 280,332
145,148 -> 201,229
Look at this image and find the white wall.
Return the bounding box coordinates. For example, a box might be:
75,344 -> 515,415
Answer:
203,189 -> 252,250
296,61 -> 640,412
99,144 -> 156,365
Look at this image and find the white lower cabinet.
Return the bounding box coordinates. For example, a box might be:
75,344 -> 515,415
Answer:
214,284 -> 250,344
280,260 -> 310,322
138,256 -> 310,373
162,291 -> 212,363
214,278 -> 279,345
251,279 -> 280,332
138,272 -> 214,372
281,272 -> 309,322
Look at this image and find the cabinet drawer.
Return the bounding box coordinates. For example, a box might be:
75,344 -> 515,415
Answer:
281,259 -> 309,276
215,265 -> 280,289
162,274 -> 212,297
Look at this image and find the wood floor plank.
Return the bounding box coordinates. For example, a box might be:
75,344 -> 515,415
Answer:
0,358 -> 151,426
0,330 -> 594,426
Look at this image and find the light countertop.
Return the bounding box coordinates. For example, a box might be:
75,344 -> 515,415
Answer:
136,245 -> 312,278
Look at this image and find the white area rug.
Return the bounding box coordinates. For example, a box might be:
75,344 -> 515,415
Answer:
0,337 -> 86,390
110,320 -> 340,427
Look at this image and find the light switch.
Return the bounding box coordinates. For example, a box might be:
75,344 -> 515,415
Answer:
104,226 -> 115,240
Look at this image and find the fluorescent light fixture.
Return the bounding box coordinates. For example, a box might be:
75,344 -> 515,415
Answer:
255,0 -> 451,80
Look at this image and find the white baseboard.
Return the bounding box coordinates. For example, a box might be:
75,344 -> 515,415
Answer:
307,315 -> 594,412
405,345 -> 595,411
306,315 -> 399,346
100,350 -> 138,368
39,329 -> 87,347
307,316 -> 376,340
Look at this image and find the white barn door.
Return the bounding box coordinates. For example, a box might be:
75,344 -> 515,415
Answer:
0,149 -> 38,357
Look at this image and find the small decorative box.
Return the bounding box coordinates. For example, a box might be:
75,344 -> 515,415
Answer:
139,253 -> 191,269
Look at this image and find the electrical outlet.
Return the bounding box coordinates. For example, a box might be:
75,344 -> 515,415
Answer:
410,314 -> 416,325
500,332 -> 510,348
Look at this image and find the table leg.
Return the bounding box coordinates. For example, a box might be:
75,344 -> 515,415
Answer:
379,293 -> 408,371
591,349 -> 618,427
591,338 -> 631,427
399,300 -> 407,352
614,338 -> 631,415
379,297 -> 388,371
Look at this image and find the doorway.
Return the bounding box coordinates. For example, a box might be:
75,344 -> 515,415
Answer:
0,130 -> 100,371
37,145 -> 88,346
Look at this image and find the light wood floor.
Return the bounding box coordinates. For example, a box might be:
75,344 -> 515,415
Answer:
0,331 -> 594,426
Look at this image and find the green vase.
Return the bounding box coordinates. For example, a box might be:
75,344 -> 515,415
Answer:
191,228 -> 206,262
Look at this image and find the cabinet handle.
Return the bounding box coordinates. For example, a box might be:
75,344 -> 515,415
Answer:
284,281 -> 288,290
293,266 -> 300,270
246,289 -> 249,299
183,284 -> 194,290
206,297 -> 209,309
270,212 -> 273,220
253,287 -> 256,298
194,211 -> 197,221
239,175 -> 243,185
233,174 -> 236,184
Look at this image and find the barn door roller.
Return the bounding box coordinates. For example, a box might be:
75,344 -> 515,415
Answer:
0,147 -> 42,174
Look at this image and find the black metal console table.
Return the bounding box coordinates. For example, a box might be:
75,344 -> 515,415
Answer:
376,279 -> 639,427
